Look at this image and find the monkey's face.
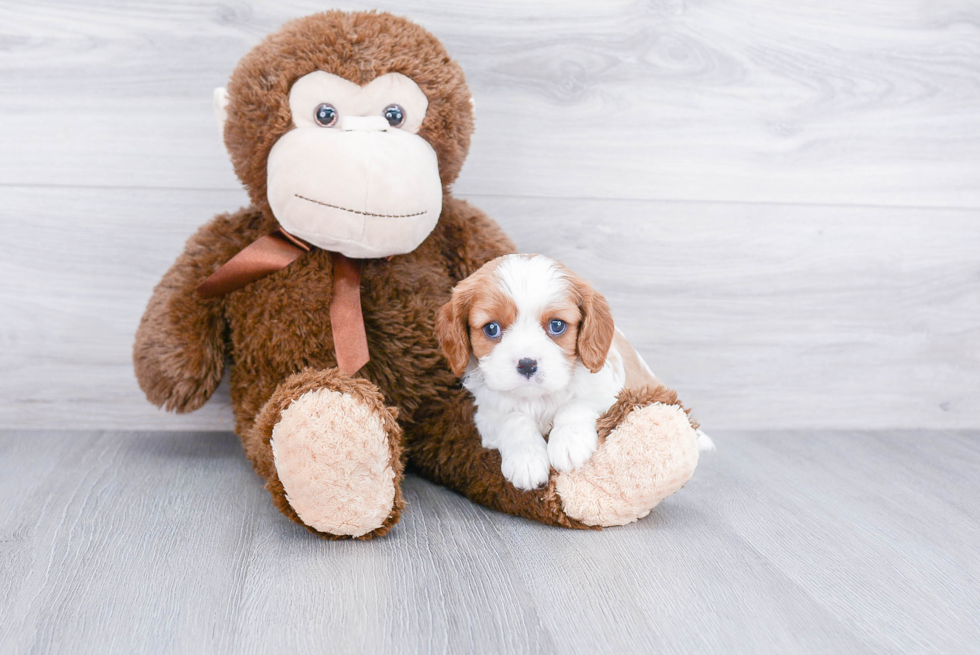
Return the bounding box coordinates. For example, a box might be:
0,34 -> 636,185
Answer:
257,71 -> 442,259
220,12 -> 476,258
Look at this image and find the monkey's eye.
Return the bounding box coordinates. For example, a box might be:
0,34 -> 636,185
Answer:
383,104 -> 406,128
548,319 -> 567,336
314,103 -> 338,127
483,322 -> 501,339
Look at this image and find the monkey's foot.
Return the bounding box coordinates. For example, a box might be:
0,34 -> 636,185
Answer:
270,386 -> 402,538
554,401 -> 700,527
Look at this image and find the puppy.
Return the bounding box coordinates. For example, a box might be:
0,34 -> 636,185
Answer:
437,254 -> 707,491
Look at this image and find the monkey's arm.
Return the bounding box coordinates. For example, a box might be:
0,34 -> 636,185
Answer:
133,207 -> 270,413
439,197 -> 517,282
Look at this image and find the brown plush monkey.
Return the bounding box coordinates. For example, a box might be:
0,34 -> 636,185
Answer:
134,11 -> 701,539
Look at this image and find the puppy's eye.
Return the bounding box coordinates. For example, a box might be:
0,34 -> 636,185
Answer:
383,103 -> 405,128
548,319 -> 567,336
314,103 -> 338,127
483,322 -> 501,339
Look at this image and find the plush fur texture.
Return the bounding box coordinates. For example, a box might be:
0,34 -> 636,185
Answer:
272,387 -> 398,537
556,401 -> 701,526
133,11 -> 701,538
223,11 -> 474,216
251,368 -> 405,539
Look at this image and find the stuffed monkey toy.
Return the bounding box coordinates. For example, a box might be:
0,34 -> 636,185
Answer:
134,10 -> 701,539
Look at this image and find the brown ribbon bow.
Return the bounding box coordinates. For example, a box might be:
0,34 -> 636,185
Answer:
196,229 -> 370,376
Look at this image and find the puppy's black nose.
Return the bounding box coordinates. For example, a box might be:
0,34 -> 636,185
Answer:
517,358 -> 538,378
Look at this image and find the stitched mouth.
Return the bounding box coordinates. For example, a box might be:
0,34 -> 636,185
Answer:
294,194 -> 427,219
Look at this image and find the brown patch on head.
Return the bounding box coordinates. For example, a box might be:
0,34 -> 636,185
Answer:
436,256 -> 512,377
555,265 -> 615,373
224,11 -> 474,214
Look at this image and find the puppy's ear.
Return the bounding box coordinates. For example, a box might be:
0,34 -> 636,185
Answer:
572,276 -> 615,373
436,288 -> 473,378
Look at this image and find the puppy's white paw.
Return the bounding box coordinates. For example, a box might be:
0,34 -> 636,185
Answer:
500,441 -> 551,491
548,421 -> 599,473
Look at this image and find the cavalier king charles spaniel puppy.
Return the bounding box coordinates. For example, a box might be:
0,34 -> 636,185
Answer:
437,254 -> 712,491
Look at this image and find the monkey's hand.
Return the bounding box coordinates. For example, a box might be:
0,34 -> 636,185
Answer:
134,272 -> 226,414
133,209 -> 264,413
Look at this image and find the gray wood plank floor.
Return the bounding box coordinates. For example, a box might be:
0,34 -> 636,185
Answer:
1,429 -> 977,655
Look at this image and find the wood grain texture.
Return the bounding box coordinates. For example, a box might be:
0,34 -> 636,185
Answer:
1,2 -> 978,428
0,0 -> 978,207
1,187 -> 977,430
1,429 -> 977,654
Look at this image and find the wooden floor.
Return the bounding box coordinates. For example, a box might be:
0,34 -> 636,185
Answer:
1,0 -> 978,431
1,429 -> 977,654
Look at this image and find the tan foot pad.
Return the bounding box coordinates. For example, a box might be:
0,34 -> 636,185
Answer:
271,388 -> 396,537
554,403 -> 700,527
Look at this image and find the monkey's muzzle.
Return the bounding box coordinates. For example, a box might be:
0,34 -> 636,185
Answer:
266,116 -> 443,259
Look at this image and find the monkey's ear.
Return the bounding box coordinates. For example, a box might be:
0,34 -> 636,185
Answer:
213,87 -> 230,133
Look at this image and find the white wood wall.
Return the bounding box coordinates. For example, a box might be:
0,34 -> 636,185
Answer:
1,0 -> 978,430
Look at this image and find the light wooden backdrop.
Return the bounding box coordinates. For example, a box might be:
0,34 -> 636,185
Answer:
1,0 -> 978,430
